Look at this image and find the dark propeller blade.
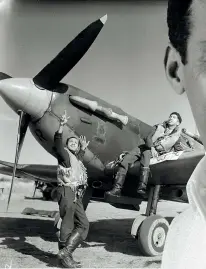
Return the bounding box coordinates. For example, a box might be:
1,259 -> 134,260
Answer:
0,72 -> 12,80
6,111 -> 31,212
33,14 -> 107,91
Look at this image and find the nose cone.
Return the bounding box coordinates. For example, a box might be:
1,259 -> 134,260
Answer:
0,78 -> 29,112
0,78 -> 53,119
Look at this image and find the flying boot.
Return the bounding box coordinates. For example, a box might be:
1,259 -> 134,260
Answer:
58,240 -> 81,267
106,168 -> 126,196
57,231 -> 82,268
137,166 -> 150,195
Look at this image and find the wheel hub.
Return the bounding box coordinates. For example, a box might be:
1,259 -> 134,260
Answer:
153,227 -> 166,247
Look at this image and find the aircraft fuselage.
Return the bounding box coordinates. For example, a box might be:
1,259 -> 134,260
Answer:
29,84 -> 153,180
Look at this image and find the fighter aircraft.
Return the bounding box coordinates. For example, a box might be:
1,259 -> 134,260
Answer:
0,14 -> 205,257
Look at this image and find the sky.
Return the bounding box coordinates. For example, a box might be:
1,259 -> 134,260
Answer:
0,0 -> 197,165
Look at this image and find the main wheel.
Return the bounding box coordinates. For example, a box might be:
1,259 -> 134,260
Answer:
137,215 -> 169,256
42,187 -> 52,200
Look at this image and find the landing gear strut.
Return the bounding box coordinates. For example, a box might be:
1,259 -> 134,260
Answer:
131,185 -> 169,256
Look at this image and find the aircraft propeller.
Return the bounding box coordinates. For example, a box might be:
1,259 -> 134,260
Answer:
3,14 -> 107,211
33,14 -> 107,91
6,111 -> 31,211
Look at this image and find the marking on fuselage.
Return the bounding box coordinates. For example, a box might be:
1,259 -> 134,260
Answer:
35,129 -> 47,142
93,121 -> 106,144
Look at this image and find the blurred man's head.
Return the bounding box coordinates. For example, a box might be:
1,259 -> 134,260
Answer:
66,137 -> 80,153
165,0 -> 206,147
167,112 -> 182,127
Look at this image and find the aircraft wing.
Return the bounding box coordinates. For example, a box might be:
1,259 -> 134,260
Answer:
0,160 -> 57,183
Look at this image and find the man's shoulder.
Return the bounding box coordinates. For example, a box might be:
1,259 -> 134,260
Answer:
175,126 -> 182,135
153,122 -> 165,128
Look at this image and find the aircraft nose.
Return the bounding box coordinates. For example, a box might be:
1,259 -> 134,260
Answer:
0,78 -> 53,119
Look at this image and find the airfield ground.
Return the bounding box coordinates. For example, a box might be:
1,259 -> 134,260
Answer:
0,181 -> 188,268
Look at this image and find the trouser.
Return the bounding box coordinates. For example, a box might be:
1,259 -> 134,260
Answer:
56,185 -> 89,243
119,145 -> 151,175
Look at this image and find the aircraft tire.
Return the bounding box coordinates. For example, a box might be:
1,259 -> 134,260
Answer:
137,215 -> 169,256
42,188 -> 52,201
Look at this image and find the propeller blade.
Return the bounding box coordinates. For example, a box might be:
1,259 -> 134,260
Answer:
33,14 -> 107,91
17,112 -> 31,154
6,111 -> 30,212
0,72 -> 12,80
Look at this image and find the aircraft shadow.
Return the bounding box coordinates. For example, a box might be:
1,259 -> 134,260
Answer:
0,215 -> 175,264
84,217 -> 173,256
0,237 -> 59,268
0,217 -> 58,267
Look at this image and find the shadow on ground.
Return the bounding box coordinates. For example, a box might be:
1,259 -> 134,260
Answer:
0,237 -> 59,268
0,214 -> 174,265
0,217 -> 59,267
24,196 -> 45,201
84,216 -> 173,256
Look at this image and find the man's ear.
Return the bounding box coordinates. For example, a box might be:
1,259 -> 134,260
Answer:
164,44 -> 185,95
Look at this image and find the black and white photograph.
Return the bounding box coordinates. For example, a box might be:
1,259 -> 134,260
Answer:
0,0 -> 206,268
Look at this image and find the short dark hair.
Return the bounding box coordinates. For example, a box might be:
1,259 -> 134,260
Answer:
167,0 -> 193,64
66,136 -> 80,147
170,112 -> 182,124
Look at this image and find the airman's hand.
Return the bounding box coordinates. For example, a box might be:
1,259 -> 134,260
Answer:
60,110 -> 70,126
79,135 -> 90,150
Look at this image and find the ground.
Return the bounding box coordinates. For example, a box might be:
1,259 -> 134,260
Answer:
0,181 -> 189,268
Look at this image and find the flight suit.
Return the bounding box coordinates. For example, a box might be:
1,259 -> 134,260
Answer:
119,145 -> 152,175
53,131 -> 89,268
106,117 -> 155,197
106,121 -> 181,196
136,123 -> 181,193
56,185 -> 89,243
